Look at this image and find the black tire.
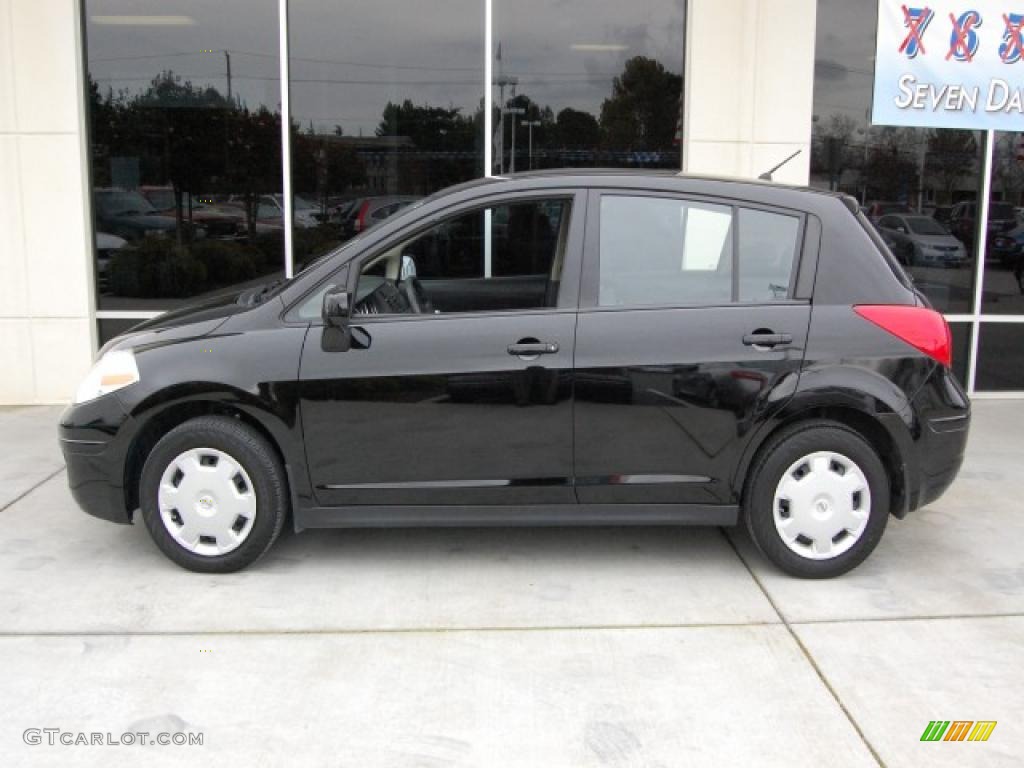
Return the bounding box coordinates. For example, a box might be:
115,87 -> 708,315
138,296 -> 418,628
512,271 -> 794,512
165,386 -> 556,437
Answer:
139,415 -> 288,573
743,420 -> 889,579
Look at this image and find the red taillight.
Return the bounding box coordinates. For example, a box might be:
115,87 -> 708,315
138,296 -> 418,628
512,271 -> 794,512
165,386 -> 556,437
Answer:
354,201 -> 371,232
854,305 -> 952,368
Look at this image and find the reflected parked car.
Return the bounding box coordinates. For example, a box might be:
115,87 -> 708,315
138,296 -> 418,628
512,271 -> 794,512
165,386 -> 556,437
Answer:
94,232 -> 126,293
926,205 -> 953,231
269,194 -> 323,229
139,186 -> 244,240
345,195 -> 420,237
949,201 -> 1017,253
877,214 -> 969,268
990,225 -> 1024,268
226,193 -> 322,229
865,200 -> 911,224
93,188 -> 185,242
325,197 -> 359,223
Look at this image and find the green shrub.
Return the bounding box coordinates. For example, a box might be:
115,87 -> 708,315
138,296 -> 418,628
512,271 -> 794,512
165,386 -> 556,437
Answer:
107,238 -> 207,298
189,240 -> 259,285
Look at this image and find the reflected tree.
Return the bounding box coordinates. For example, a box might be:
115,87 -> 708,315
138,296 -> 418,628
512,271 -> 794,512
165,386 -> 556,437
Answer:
599,56 -> 682,152
134,72 -> 232,243
553,108 -> 600,151
865,127 -> 920,202
928,130 -> 977,204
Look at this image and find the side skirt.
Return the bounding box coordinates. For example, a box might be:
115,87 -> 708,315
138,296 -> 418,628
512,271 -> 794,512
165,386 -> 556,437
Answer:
294,503 -> 738,531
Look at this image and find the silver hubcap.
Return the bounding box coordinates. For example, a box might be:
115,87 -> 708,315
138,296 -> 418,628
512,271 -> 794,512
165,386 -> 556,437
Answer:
772,451 -> 871,560
157,448 -> 257,556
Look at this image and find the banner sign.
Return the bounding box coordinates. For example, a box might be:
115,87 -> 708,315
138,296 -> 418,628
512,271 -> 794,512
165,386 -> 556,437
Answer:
872,1 -> 1024,129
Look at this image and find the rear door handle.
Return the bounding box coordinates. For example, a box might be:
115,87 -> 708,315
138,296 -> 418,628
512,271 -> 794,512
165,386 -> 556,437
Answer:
742,332 -> 793,348
507,342 -> 559,356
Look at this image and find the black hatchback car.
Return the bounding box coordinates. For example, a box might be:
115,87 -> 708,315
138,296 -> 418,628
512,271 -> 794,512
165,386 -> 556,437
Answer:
61,171 -> 970,578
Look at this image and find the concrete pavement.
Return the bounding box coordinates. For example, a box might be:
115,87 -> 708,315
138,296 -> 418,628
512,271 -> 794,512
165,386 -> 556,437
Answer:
0,403 -> 1021,766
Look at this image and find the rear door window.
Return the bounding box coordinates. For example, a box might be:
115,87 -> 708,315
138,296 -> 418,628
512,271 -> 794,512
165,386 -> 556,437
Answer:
598,196 -> 732,307
597,195 -> 801,307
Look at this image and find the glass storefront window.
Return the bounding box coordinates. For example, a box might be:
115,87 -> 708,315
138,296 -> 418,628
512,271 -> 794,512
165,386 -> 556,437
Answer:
812,0 -> 1024,392
491,0 -> 684,174
288,0 -> 485,268
948,322 -> 971,388
979,132 -> 1024,315
811,0 -> 981,315
85,2 -> 286,314
975,323 -> 1024,391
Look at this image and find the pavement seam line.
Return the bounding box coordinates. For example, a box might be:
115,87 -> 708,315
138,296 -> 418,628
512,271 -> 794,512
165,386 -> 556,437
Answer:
719,528 -> 888,768
2,612 -> 1018,639
792,611 -> 1024,626
0,465 -> 66,514
0,620 -> 785,638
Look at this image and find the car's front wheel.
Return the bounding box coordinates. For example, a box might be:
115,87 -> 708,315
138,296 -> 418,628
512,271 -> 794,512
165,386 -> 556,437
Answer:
744,421 -> 889,578
139,415 -> 288,573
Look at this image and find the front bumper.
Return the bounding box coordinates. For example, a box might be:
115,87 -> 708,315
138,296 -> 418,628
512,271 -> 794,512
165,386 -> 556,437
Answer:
59,395 -> 137,524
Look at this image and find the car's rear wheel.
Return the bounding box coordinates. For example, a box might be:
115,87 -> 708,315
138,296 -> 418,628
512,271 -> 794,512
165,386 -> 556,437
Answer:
744,421 -> 889,578
139,415 -> 288,573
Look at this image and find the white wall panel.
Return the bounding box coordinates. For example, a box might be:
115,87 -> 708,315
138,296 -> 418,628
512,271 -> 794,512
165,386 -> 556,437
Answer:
683,0 -> 817,185
0,0 -> 92,403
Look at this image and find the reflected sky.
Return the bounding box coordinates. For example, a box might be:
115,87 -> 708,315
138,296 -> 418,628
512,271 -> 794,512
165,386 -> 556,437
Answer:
493,0 -> 685,123
289,0 -> 482,135
86,1 -> 281,111
813,0 -> 876,124
87,0 -> 685,137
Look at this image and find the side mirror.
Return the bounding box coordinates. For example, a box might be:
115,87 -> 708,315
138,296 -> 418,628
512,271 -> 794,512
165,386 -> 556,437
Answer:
321,287 -> 351,328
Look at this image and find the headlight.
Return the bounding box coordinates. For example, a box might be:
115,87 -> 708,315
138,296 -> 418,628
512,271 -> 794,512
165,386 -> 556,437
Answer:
74,349 -> 140,404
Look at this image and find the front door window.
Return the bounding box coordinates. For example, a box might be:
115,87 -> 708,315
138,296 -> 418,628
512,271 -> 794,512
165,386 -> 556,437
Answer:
354,198 -> 572,315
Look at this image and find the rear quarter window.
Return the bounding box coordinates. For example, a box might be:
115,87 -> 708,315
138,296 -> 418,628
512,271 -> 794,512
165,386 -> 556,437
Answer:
737,208 -> 800,302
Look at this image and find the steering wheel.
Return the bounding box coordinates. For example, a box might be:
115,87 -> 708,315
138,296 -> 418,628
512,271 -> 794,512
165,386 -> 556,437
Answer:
401,276 -> 432,314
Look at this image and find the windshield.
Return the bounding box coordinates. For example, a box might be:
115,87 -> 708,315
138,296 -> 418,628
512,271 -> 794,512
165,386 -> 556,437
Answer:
906,217 -> 948,235
293,195 -> 316,211
96,190 -> 156,216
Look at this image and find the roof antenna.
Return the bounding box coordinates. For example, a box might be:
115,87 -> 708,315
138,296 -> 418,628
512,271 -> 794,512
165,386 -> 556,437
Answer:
758,149 -> 802,181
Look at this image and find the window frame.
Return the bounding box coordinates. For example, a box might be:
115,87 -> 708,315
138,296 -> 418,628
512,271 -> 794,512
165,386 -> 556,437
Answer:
579,189 -> 808,312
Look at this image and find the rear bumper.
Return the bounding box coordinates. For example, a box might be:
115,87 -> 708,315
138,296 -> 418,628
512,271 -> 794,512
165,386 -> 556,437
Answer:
904,366 -> 970,514
59,396 -> 137,524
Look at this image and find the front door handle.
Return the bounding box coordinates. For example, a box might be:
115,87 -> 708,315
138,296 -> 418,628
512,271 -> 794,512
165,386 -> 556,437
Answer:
742,332 -> 793,349
508,341 -> 559,357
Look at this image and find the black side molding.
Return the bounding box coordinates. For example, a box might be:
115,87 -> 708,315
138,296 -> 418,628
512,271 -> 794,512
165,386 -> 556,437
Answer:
294,503 -> 738,531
